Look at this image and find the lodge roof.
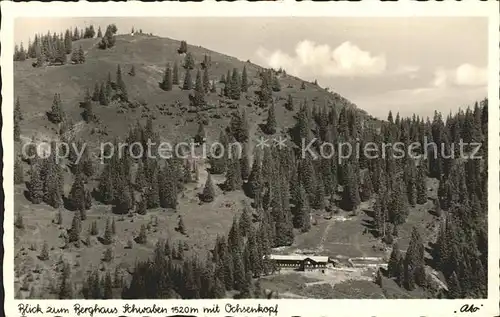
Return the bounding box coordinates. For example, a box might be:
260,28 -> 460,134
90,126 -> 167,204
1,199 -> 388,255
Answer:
269,254 -> 329,263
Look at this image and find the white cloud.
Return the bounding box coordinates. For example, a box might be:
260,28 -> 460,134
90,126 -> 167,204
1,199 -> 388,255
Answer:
455,63 -> 488,86
432,68 -> 449,88
394,65 -> 420,78
432,63 -> 487,88
255,40 -> 386,78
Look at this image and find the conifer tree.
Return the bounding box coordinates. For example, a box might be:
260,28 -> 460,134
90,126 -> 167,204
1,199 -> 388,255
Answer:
396,257 -> 405,287
178,216 -> 186,235
47,93 -> 64,124
98,24 -> 117,49
213,276 -> 225,298
239,206 -> 252,238
97,164 -> 114,204
285,94 -> 294,111
416,164 -> 427,204
67,172 -> 86,211
225,156 -> 243,191
360,172 -> 373,202
273,203 -> 295,247
298,154 -> 316,199
194,121 -> 206,145
15,97 -> 23,121
78,45 -> 85,64
159,162 -> 178,209
241,66 -> 248,93
114,184 -> 133,215
71,49 -> 80,64
229,68 -> 241,100
41,154 -> 64,208
160,64 -> 173,91
106,72 -> 113,98
103,217 -> 113,245
341,163 -> 360,212
58,263 -> 73,299
39,241 -> 49,261
209,131 -> 228,175
297,184 -> 312,232
97,26 -> 103,38
64,29 -> 72,54
448,271 -> 462,298
295,101 -> 312,145
313,176 -> 325,210
247,149 -> 262,199
103,272 -> 113,299
405,163 -> 417,207
373,194 -> 387,238
184,52 -> 195,69
90,221 -> 98,236
34,40 -> 45,67
103,247 -> 113,262
116,64 -> 128,101
229,109 -> 250,143
223,69 -> 232,97
99,83 -> 108,106
182,69 -> 192,90
72,27 -> 80,41
178,41 -> 188,54
389,177 -> 408,226
136,225 -> 147,244
80,148 -> 94,178
129,65 -> 136,76
92,83 -> 100,101
271,74 -> 281,92
232,251 -> 245,291
227,218 -> 244,289
200,54 -> 210,70
201,173 -> 215,203
69,211 -> 82,244
14,114 -> 21,142
192,69 -> 206,108
203,67 -> 210,93
144,160 -> 160,209
258,70 -> 272,107
264,101 -> 277,134
81,87 -> 95,123
240,142 -> 251,180
14,158 -> 24,184
183,160 -> 193,184
134,164 -> 146,193
387,242 -> 401,278
404,227 -> 426,290
173,61 -> 179,85
136,199 -> 147,216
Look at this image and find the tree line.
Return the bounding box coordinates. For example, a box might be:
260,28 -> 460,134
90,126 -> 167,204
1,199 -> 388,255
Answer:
14,24 -> 111,66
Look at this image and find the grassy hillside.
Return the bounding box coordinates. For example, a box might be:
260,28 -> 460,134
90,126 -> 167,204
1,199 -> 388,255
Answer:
14,33 -> 361,146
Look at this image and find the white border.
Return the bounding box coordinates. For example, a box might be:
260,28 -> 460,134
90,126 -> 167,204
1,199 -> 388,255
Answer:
2,1 -> 499,317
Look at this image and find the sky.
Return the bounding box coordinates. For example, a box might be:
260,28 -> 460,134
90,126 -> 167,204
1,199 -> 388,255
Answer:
15,17 -> 488,119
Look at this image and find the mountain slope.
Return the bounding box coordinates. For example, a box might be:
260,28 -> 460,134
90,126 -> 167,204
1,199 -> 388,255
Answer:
15,33 -> 363,145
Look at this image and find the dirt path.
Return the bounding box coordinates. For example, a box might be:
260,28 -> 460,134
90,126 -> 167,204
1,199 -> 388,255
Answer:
352,233 -> 365,257
316,220 -> 333,253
